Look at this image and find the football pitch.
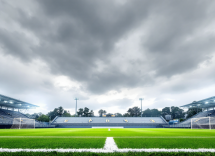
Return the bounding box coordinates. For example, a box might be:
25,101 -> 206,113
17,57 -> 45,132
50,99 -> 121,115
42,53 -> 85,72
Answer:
0,128 -> 215,156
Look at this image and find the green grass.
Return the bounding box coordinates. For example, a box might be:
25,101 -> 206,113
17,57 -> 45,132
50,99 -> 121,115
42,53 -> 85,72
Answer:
114,138 -> 215,149
0,138 -> 105,149
0,128 -> 215,150
0,128 -> 215,137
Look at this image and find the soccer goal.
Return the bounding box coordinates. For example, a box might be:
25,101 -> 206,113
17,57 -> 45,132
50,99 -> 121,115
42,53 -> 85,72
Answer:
11,118 -> 35,129
191,117 -> 215,130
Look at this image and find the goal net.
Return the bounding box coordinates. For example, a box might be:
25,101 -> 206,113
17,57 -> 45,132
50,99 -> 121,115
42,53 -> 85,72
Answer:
11,118 -> 35,129
191,117 -> 215,129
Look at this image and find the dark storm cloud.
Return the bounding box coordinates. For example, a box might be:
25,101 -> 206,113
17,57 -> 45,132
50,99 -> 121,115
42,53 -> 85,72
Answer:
143,1 -> 215,77
1,0 -> 215,95
0,29 -> 35,61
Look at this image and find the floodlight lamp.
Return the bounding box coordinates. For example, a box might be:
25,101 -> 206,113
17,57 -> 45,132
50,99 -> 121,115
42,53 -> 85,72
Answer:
205,102 -> 208,104
139,98 -> 144,100
9,101 -> 13,104
4,101 -> 8,103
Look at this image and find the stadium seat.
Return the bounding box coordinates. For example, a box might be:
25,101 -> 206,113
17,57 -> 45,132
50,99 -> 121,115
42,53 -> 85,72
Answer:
150,119 -> 155,123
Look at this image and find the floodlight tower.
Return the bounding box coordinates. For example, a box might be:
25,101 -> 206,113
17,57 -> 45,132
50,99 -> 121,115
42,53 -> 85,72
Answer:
74,98 -> 79,117
139,98 -> 144,117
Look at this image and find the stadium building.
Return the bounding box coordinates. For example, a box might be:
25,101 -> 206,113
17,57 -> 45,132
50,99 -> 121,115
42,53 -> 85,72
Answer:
165,96 -> 215,128
1,94 -> 215,129
0,94 -> 54,128
51,117 -> 168,128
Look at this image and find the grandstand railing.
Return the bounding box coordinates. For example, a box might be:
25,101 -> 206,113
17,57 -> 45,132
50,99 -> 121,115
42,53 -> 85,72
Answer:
51,116 -> 58,124
160,116 -> 168,124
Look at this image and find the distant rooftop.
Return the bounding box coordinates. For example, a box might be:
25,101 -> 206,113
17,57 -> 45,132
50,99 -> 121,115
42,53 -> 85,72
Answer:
181,96 -> 215,108
0,94 -> 38,109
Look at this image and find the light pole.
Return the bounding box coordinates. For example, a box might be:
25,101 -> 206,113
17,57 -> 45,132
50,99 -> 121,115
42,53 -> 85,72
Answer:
74,98 -> 79,117
139,98 -> 144,117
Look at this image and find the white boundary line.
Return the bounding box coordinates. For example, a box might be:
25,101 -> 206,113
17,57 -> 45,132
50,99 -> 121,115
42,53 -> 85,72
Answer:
1,148 -> 215,153
104,137 -> 118,150
1,137 -> 215,153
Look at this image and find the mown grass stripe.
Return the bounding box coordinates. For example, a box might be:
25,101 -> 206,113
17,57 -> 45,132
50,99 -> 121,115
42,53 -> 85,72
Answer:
114,138 -> 215,149
0,138 -> 106,149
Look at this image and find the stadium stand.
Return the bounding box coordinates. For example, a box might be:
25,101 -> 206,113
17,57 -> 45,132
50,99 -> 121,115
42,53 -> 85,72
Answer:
0,109 -> 29,118
0,94 -> 54,128
181,110 -> 215,124
0,108 -> 55,128
51,117 -> 168,128
164,110 -> 215,128
164,96 -> 215,128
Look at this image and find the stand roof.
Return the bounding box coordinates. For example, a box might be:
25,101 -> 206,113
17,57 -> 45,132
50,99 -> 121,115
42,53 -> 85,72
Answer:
0,94 -> 38,109
180,96 -> 215,108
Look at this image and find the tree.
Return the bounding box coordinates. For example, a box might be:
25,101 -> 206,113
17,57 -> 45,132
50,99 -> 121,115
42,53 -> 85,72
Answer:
98,109 -> 103,117
127,107 -> 141,117
89,110 -> 94,117
142,108 -> 152,117
106,113 -> 113,117
83,107 -> 90,117
62,110 -> 72,117
161,106 -> 185,119
47,107 -> 69,120
58,106 -> 64,117
77,108 -> 84,117
151,109 -> 161,117
161,107 -> 171,118
76,108 -> 94,117
37,114 -> 49,122
170,106 -> 184,119
115,113 -> 123,117
28,113 -> 40,119
47,110 -> 57,120
123,113 -> 130,117
127,108 -> 134,117
98,109 -> 107,117
133,107 -> 141,117
186,107 -> 202,119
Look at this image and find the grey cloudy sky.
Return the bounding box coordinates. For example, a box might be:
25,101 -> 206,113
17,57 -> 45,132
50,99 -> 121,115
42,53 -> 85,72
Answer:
1,0 -> 215,115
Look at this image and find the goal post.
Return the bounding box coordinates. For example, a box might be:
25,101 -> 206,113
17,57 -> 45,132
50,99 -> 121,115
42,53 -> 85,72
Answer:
191,117 -> 215,130
11,118 -> 35,129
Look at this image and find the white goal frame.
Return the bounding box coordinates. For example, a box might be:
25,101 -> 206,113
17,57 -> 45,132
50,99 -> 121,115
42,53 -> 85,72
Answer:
191,116 -> 215,130
11,118 -> 35,129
